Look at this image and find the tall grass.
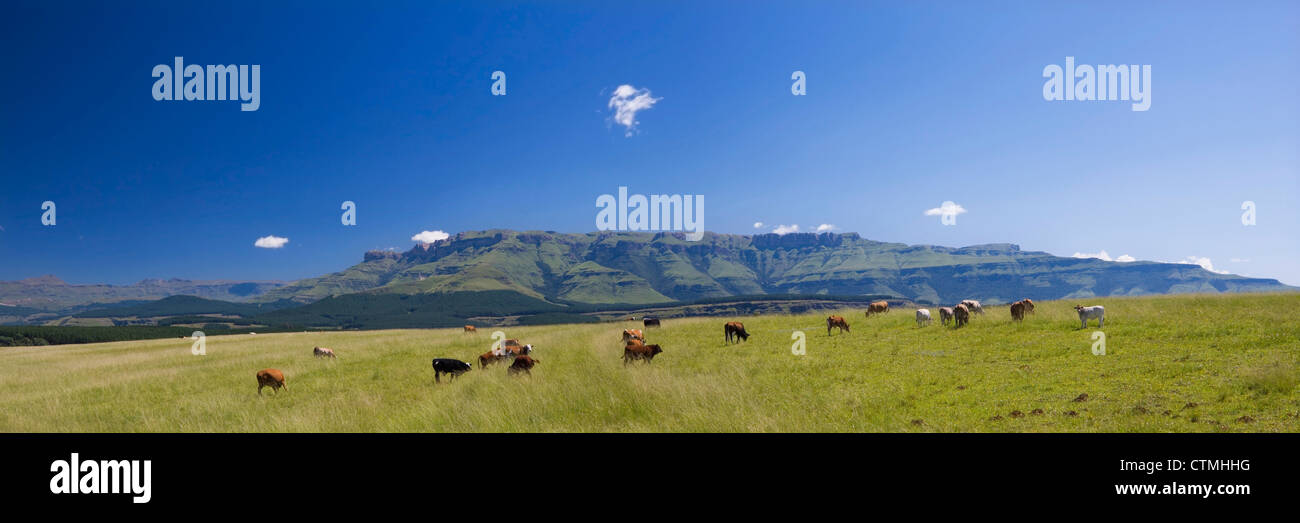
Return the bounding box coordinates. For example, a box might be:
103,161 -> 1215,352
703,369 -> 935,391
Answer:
0,293 -> 1296,432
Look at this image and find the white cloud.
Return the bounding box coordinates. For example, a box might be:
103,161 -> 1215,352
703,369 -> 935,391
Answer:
1183,256 -> 1228,274
254,235 -> 289,249
1072,250 -> 1137,262
923,201 -> 967,217
753,222 -> 764,229
772,224 -> 800,235
607,84 -> 661,136
411,230 -> 450,244
1072,250 -> 1114,261
1230,258 -> 1250,263
815,224 -> 836,232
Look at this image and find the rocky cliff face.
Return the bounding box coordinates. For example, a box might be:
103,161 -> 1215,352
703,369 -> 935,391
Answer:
253,230 -> 1295,306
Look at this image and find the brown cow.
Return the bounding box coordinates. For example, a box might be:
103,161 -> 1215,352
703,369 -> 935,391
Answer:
866,301 -> 889,316
312,346 -> 336,358
1020,299 -> 1035,314
938,307 -> 954,326
827,315 -> 850,335
478,351 -> 508,369
622,329 -> 644,343
1010,301 -> 1026,322
724,322 -> 749,344
504,343 -> 534,356
256,369 -> 287,395
508,355 -> 539,375
624,343 -> 663,365
953,304 -> 970,328
643,318 -> 661,328
464,325 -> 477,333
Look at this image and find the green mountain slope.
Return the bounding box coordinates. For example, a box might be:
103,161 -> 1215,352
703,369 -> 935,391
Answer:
253,230 -> 1295,306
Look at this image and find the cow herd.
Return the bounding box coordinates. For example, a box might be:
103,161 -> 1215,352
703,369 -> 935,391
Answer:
252,302 -> 1108,396
819,298 -> 1105,333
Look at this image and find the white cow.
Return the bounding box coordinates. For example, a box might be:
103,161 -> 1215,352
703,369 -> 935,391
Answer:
1074,305 -> 1105,328
915,308 -> 932,327
961,300 -> 984,315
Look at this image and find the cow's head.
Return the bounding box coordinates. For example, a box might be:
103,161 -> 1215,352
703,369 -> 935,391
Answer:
1074,305 -> 1084,312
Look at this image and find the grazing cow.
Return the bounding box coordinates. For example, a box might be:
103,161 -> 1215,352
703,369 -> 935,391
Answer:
953,304 -> 970,328
624,343 -> 663,365
1010,301 -> 1026,322
622,329 -> 644,343
1074,305 -> 1105,329
866,301 -> 889,316
938,307 -> 954,326
827,315 -> 850,335
915,309 -> 932,327
643,318 -> 661,328
313,346 -> 336,358
504,343 -> 534,356
961,300 -> 984,315
463,325 -> 477,333
504,339 -> 522,348
431,358 -> 472,383
1020,299 -> 1035,314
478,351 -> 509,369
508,355 -> 539,375
724,322 -> 749,344
256,369 -> 286,396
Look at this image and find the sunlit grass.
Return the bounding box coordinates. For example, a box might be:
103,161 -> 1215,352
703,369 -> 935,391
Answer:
1,293 -> 1296,432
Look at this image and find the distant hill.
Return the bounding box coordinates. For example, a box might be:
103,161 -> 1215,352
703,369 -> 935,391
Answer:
254,230 -> 1295,307
74,295 -> 298,318
0,276 -> 285,312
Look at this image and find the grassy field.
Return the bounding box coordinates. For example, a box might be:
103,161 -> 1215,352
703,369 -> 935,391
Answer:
1,293 -> 1297,432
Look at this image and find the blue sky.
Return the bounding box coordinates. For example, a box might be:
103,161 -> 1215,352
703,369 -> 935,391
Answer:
2,1 -> 1297,285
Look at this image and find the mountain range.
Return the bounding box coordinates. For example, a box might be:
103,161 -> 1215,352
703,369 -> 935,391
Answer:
2,230 -> 1293,327
251,230 -> 1291,306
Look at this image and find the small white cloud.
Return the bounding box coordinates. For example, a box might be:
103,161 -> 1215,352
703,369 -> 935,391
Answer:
815,224 -> 836,233
607,84 -> 661,136
753,222 -> 764,229
923,201 -> 967,217
254,235 -> 289,249
411,230 -> 450,244
772,224 -> 800,235
1184,256 -> 1228,274
1072,250 -> 1114,262
1073,250 -> 1136,262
